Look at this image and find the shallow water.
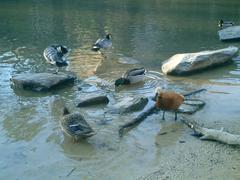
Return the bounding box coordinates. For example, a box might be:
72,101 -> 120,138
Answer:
0,0 -> 240,179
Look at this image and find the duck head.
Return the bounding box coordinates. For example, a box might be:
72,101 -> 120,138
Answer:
57,45 -> 69,54
218,19 -> 223,28
154,87 -> 163,101
106,33 -> 112,40
115,78 -> 130,86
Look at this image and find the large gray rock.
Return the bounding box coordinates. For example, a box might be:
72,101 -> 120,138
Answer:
11,72 -> 76,91
161,46 -> 239,75
76,93 -> 109,107
218,26 -> 240,41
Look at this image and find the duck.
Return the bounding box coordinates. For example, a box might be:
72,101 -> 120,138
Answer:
115,67 -> 146,87
43,44 -> 70,73
60,106 -> 95,142
154,87 -> 184,121
92,33 -> 112,52
218,19 -> 234,29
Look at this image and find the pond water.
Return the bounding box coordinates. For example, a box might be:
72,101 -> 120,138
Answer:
0,0 -> 240,179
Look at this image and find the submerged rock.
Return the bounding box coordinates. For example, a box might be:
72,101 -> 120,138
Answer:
76,93 -> 109,107
110,96 -> 148,114
161,46 -> 239,75
218,26 -> 240,41
178,99 -> 205,114
11,72 -> 76,91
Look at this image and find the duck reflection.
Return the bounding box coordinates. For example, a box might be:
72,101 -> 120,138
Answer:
60,136 -> 97,161
69,49 -> 105,78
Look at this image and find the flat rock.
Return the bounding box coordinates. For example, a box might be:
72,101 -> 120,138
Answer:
110,96 -> 148,114
178,99 -> 205,114
162,46 -> 239,75
11,72 -> 76,91
76,93 -> 109,107
218,26 -> 240,41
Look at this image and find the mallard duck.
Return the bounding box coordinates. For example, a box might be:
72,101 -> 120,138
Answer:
60,107 -> 95,141
218,19 -> 234,29
43,44 -> 70,73
92,33 -> 112,52
115,67 -> 146,87
155,87 -> 184,120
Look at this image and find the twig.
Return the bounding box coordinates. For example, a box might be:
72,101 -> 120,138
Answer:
119,100 -> 156,137
183,88 -> 207,97
66,167 -> 76,177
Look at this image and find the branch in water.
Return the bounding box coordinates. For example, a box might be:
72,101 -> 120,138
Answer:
181,116 -> 240,146
119,99 -> 156,137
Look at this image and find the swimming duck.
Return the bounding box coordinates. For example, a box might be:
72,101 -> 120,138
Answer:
43,44 -> 70,73
92,33 -> 112,52
218,19 -> 234,29
155,87 -> 184,120
60,107 -> 95,142
115,67 -> 146,87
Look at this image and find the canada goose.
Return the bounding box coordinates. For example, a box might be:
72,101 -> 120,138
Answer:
92,33 -> 112,52
43,44 -> 70,73
115,67 -> 146,87
155,87 -> 184,120
218,19 -> 234,29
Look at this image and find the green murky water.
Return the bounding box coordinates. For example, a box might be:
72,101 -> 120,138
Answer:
0,0 -> 240,179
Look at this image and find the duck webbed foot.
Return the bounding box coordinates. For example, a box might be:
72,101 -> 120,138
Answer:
162,111 -> 165,120
53,67 -> 59,74
175,112 -> 178,121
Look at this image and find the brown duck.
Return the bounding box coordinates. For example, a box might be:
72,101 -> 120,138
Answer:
155,87 -> 184,120
60,107 -> 95,141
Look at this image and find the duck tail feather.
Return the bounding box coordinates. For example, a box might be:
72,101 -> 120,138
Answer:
92,46 -> 100,51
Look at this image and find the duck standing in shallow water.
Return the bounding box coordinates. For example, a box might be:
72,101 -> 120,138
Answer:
115,67 -> 146,87
218,19 -> 234,29
43,44 -> 70,73
60,107 -> 95,142
92,33 -> 112,53
155,87 -> 184,120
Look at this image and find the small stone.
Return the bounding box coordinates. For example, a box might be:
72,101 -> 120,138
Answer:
76,93 -> 109,107
110,96 -> 148,114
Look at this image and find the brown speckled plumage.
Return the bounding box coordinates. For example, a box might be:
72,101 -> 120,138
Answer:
60,110 -> 95,141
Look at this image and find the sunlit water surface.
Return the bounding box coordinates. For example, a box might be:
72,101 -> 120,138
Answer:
0,0 -> 240,179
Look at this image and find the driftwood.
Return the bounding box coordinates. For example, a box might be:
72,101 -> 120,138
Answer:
119,99 -> 156,137
182,117 -> 240,145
